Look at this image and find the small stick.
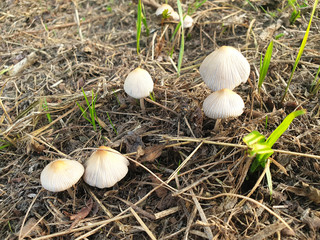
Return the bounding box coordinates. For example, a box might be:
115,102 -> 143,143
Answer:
9,52 -> 37,76
130,208 -> 157,240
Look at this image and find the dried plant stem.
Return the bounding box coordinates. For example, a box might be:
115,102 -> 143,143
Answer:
164,136 -> 320,159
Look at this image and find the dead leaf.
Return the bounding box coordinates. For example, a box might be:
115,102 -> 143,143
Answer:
69,198 -> 93,229
150,173 -> 167,198
301,208 -> 320,230
140,145 -> 164,163
17,217 -> 42,238
286,182 -> 320,204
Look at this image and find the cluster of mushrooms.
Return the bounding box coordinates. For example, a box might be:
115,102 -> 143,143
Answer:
40,7 -> 249,192
40,147 -> 129,192
200,46 -> 250,130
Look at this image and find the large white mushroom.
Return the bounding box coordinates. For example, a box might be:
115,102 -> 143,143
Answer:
124,67 -> 154,114
83,146 -> 129,189
203,88 -> 245,130
199,46 -> 250,91
40,159 -> 84,192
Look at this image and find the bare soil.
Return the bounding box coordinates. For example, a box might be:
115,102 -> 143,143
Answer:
1,0 -> 320,239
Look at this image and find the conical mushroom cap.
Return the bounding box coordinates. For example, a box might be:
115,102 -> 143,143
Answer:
199,46 -> 250,91
124,67 -> 154,99
203,89 -> 245,119
155,4 -> 174,16
83,146 -> 129,189
40,159 -> 84,192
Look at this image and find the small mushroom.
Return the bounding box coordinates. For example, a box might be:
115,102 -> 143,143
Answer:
83,146 -> 129,189
199,46 -> 250,91
183,15 -> 193,28
124,67 -> 154,114
155,4 -> 174,16
203,89 -> 245,131
40,159 -> 84,192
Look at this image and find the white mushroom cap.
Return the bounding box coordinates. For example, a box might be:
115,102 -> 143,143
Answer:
203,89 -> 245,119
199,46 -> 250,91
155,4 -> 174,16
124,67 -> 154,99
183,15 -> 193,28
171,11 -> 180,21
40,159 -> 84,192
83,146 -> 129,189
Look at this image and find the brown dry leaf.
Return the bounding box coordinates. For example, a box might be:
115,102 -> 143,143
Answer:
301,182 -> 320,204
286,182 -> 320,204
150,173 -> 168,198
301,208 -> 320,230
17,217 -> 42,238
140,145 -> 164,163
69,198 -> 93,229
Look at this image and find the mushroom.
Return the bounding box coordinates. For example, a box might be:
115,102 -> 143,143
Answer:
199,46 -> 250,91
124,67 -> 154,114
203,88 -> 245,131
156,4 -> 179,21
183,15 -> 193,28
40,159 -> 84,192
83,146 -> 129,189
155,4 -> 174,17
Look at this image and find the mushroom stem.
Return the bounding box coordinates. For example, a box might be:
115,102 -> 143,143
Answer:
214,118 -> 221,132
140,98 -> 146,114
66,187 -> 74,199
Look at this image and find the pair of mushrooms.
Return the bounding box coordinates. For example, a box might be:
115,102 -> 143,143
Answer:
40,147 -> 129,192
155,3 -> 193,28
199,46 -> 250,129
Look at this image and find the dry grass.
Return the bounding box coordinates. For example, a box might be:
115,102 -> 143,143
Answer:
1,0 -> 320,239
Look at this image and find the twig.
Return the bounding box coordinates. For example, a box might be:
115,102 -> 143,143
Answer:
130,208 -> 157,240
190,189 -> 214,239
164,136 -> 320,159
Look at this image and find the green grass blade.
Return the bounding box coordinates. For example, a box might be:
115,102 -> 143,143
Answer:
266,109 -> 306,147
42,97 -> 52,123
258,40 -> 273,94
106,112 -> 117,135
281,0 -> 318,102
141,3 -> 149,36
76,102 -> 91,122
136,0 -> 142,54
177,0 -> 184,76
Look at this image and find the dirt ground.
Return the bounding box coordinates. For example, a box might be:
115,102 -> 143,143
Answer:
1,0 -> 320,239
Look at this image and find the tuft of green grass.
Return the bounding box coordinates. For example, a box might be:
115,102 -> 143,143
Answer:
187,0 -> 207,15
281,0 -> 318,102
258,40 -> 273,94
243,109 -> 306,195
76,88 -> 98,131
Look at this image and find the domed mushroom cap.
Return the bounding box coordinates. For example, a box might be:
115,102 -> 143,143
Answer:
83,146 -> 129,189
124,68 -> 154,99
40,159 -> 84,192
155,4 -> 174,16
199,46 -> 250,91
183,15 -> 193,28
203,89 -> 245,119
171,11 -> 180,21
